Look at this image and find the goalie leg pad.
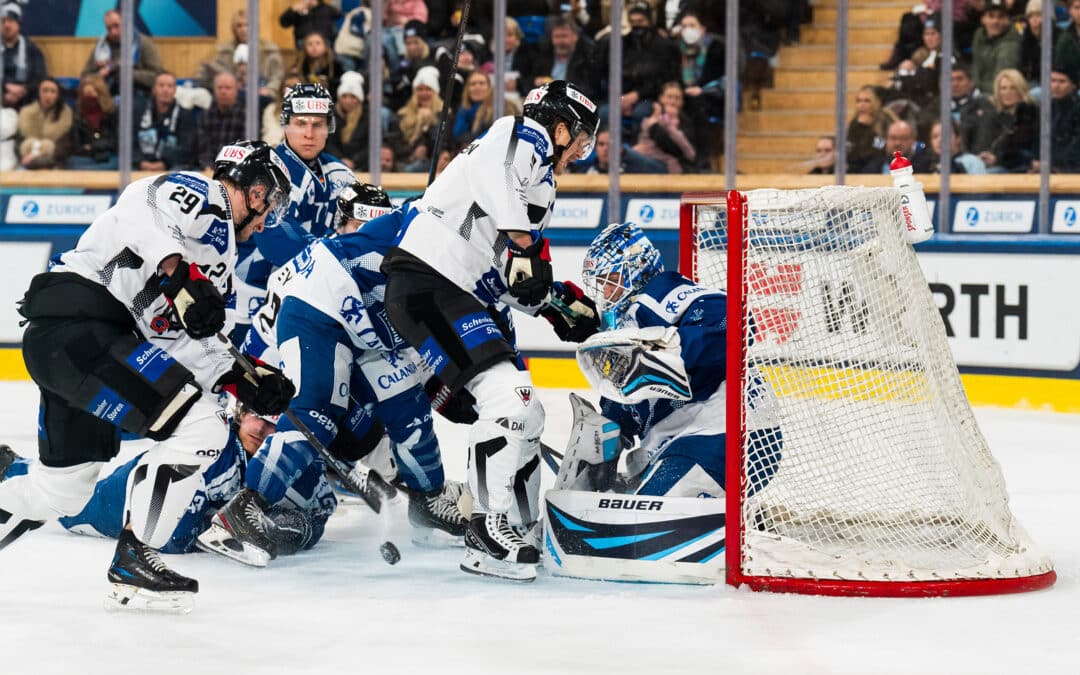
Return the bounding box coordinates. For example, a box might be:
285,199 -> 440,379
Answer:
126,398 -> 226,549
465,361 -> 544,523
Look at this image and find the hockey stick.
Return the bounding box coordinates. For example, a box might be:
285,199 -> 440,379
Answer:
426,0 -> 473,186
215,334 -> 401,564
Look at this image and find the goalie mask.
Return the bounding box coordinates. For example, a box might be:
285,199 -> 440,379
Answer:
581,222 -> 664,329
333,182 -> 393,234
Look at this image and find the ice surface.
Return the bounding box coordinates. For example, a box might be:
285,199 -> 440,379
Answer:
0,381 -> 1075,675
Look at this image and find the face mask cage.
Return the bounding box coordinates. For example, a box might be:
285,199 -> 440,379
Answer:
581,225 -> 663,329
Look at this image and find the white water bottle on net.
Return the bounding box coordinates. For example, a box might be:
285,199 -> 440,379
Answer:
679,187 -> 1055,597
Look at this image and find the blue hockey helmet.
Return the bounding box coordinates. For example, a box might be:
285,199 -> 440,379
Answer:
581,222 -> 664,328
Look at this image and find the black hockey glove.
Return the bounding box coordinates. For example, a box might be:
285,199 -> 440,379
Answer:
541,281 -> 601,343
425,376 -> 479,425
505,237 -> 553,306
215,357 -> 296,416
159,261 -> 227,339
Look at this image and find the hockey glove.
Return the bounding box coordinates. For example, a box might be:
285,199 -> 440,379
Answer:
159,261 -> 227,339
541,281 -> 601,343
425,376 -> 479,425
215,357 -> 296,416
504,237 -> 553,306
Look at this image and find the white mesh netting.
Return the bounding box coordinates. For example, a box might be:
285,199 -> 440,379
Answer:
692,187 -> 1053,583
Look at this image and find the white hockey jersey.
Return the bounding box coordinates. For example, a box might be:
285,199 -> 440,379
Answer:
49,172 -> 238,389
393,115 -> 556,309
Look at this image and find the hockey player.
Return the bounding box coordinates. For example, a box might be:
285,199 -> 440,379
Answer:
1,404 -> 334,556
572,222 -> 783,498
380,80 -> 602,581
232,82 -> 355,344
202,184 -> 468,566
0,141 -> 296,612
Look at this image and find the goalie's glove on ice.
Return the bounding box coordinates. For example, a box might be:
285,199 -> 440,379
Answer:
215,356 -> 296,416
505,237 -> 553,306
159,261 -> 227,339
542,281 -> 601,343
425,376 -> 479,424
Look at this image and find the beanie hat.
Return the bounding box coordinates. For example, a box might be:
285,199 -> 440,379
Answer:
412,65 -> 441,94
338,70 -> 365,102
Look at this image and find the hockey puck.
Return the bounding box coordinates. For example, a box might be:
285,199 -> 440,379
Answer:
380,541 -> 401,565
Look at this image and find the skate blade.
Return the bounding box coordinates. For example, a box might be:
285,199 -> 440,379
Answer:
411,527 -> 465,549
195,523 -> 270,568
460,549 -> 537,582
104,584 -> 194,614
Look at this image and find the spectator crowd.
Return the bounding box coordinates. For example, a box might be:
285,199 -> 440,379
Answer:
849,0 -> 1080,175
5,0 -> 1077,176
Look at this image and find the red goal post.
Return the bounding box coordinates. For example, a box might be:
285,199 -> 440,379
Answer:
679,190 -> 1056,597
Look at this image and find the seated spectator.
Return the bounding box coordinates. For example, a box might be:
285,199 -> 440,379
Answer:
334,2 -> 372,72
16,77 -> 72,169
132,71 -> 196,171
201,9 -> 284,100
972,0 -> 1021,95
631,82 -> 698,174
279,0 -> 341,49
981,68 -> 1039,173
908,13 -> 950,74
196,71 -> 246,170
951,63 -> 997,153
847,85 -> 897,173
676,11 -> 724,168
262,69 -> 305,146
913,118 -> 987,174
380,143 -> 397,173
1047,66 -> 1080,172
389,65 -> 444,172
1054,0 -> 1080,86
532,16 -> 598,100
597,1 -> 680,142
387,19 -> 436,112
1,2 -> 45,110
863,118 -> 927,173
879,3 -> 934,71
498,17 -> 537,103
67,74 -> 118,170
81,8 -> 164,98
452,71 -> 521,146
1019,0 -> 1060,89
807,135 -> 836,174
293,31 -> 347,96
384,0 -> 430,60
326,71 -> 369,170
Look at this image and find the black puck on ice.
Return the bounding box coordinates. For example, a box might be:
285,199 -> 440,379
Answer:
380,541 -> 401,565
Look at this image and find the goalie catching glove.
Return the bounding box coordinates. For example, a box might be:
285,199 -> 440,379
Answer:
215,357 -> 295,416
541,281 -> 600,343
577,326 -> 692,404
504,237 -> 553,306
159,261 -> 227,339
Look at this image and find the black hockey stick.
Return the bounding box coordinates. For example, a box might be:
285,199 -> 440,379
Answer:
426,0 -> 473,186
215,334 -> 401,565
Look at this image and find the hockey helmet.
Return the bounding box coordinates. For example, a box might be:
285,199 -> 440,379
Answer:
212,140 -> 291,231
522,80 -> 599,162
334,182 -> 393,233
581,222 -> 664,328
280,82 -> 336,133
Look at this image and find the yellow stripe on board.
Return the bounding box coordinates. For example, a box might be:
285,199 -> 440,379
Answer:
758,363 -> 931,404
2,349 -> 1079,413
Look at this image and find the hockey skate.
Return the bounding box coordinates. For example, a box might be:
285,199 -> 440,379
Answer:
460,512 -> 540,582
0,444 -> 19,480
407,480 -> 467,548
196,488 -> 277,567
105,529 -> 197,614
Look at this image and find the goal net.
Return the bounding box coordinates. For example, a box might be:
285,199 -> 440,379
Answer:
680,188 -> 1055,597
